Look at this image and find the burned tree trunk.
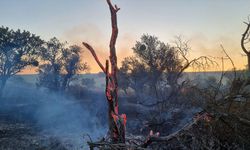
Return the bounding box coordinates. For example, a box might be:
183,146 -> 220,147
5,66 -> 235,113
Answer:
83,0 -> 126,143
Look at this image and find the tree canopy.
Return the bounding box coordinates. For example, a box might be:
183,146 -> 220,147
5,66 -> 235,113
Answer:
0,26 -> 43,96
37,37 -> 88,92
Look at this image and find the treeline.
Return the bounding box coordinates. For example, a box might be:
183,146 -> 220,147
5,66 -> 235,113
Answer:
0,26 -> 90,97
0,26 -> 214,99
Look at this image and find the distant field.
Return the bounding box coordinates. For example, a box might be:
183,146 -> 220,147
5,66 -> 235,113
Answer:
13,71 -> 233,87
13,73 -> 106,89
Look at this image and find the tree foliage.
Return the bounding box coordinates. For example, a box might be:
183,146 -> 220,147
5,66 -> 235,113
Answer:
0,26 -> 43,96
119,35 -> 187,102
37,37 -> 88,92
120,35 -> 179,98
119,34 -> 216,112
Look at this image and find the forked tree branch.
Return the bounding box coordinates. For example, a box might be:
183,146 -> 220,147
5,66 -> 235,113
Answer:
107,0 -> 120,13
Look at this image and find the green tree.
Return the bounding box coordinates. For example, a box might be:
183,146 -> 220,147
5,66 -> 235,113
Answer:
0,26 -> 43,97
120,34 -> 182,100
37,37 -> 88,92
120,34 -> 214,103
119,56 -> 149,95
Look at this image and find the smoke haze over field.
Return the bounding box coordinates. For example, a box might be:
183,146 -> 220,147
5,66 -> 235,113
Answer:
0,76 -> 107,148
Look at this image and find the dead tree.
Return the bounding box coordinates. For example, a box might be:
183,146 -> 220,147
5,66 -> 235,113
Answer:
82,0 -> 126,143
241,18 -> 250,70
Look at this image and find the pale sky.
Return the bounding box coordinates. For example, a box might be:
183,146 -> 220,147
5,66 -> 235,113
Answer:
1,0 -> 250,73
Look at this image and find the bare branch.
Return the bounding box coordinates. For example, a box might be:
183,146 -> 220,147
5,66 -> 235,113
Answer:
174,35 -> 190,62
173,36 -> 217,72
179,56 -> 217,78
190,56 -> 217,71
220,45 -> 236,79
82,42 -> 106,74
241,21 -> 250,55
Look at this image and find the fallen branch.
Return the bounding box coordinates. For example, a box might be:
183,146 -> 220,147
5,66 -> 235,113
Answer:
141,120 -> 198,148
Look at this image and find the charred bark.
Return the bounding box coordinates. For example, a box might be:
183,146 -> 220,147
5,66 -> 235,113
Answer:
83,0 -> 126,143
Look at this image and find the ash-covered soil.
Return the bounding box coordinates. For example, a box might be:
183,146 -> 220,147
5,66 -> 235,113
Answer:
0,121 -> 85,150
0,96 -> 101,150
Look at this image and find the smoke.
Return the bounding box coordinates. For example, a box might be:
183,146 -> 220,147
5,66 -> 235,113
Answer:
0,75 -> 107,148
189,33 -> 247,71
63,24 -> 135,73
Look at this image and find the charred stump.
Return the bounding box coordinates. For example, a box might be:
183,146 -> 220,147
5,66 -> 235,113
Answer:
83,0 -> 126,144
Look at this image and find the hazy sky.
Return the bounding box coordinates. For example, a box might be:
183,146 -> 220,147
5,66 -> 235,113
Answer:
1,0 -> 250,73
